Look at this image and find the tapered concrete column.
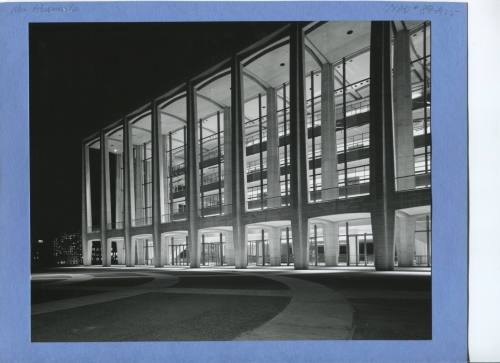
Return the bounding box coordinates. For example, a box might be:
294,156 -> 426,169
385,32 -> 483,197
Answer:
105,141 -> 112,229
136,239 -> 145,265
187,83 -> 200,267
320,63 -> 339,201
289,24 -> 309,269
266,87 -> 281,208
82,143 -> 91,266
116,240 -> 125,265
395,211 -> 416,267
152,102 -> 163,267
162,135 -> 169,222
230,55 -> 247,268
224,230 -> 235,265
323,221 -> 339,266
160,235 -> 169,266
134,145 -> 145,224
100,131 -> 110,267
369,22 -> 397,271
123,118 -> 134,267
268,227 -> 282,266
223,107 -> 232,215
393,29 -> 415,190
115,153 -> 124,228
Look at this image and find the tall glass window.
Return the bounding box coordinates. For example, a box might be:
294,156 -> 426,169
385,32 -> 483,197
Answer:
159,94 -> 187,222
242,38 -> 290,211
304,22 -> 371,201
87,139 -> 101,232
196,69 -> 231,217
129,112 -> 152,227
106,127 -> 124,230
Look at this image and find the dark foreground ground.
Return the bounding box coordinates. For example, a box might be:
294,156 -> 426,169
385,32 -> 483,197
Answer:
31,267 -> 431,341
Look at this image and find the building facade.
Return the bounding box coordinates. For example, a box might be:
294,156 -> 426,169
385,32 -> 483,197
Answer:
82,21 -> 431,271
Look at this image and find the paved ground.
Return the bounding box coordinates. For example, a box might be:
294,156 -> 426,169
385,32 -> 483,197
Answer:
31,266 -> 431,341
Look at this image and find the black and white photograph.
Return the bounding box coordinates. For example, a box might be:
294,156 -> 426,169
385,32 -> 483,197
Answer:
30,20 -> 432,342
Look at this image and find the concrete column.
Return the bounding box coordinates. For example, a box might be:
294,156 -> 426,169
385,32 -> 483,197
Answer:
152,102 -> 163,267
395,212 -> 416,267
123,118 -> 134,267
105,142 -> 112,229
115,153 -> 124,228
82,143 -> 91,266
323,221 -> 339,266
349,235 -> 358,265
162,134 -> 169,222
223,107 -> 232,214
224,230 -> 235,265
187,83 -> 200,268
116,240 -> 125,264
290,24 -> 309,269
160,235 -> 169,266
266,87 -> 281,208
136,239 -> 145,265
393,29 -> 415,190
231,55 -> 248,268
268,227 -> 282,266
134,145 -> 145,224
320,63 -> 339,201
100,131 -> 110,267
369,22 -> 397,271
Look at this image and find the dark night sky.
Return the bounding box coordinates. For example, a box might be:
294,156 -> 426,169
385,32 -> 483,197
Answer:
30,22 -> 286,242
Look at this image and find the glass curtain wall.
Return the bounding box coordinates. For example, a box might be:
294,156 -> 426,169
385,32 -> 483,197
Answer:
242,38 -> 290,211
415,214 -> 431,266
195,70 -> 231,217
129,112 -> 152,227
159,94 -> 188,222
393,21 -> 431,191
338,221 -> 373,266
87,140 -> 101,232
106,127 -> 124,230
304,22 -> 371,202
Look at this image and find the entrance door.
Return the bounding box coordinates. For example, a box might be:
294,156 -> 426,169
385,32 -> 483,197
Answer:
91,241 -> 102,265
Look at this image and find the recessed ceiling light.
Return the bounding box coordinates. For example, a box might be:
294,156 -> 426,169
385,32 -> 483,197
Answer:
280,62 -> 285,67
347,30 -> 353,35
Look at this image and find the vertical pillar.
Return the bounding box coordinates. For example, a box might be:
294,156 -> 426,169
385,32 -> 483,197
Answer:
116,239 -> 125,264
134,145 -> 145,224
123,118 -> 134,267
223,107 -> 232,214
187,82 -> 200,267
136,238 -> 145,265
323,221 -> 339,266
115,153 -> 124,229
393,28 -> 415,190
100,131 -> 110,267
289,23 -> 309,269
320,63 -> 339,201
162,135 -> 170,222
395,211 -> 416,267
268,227 -> 282,266
224,230 -> 235,265
266,87 -> 281,208
105,138 -> 112,229
152,102 -> 163,267
369,22 -> 396,271
81,143 -> 91,265
160,235 -> 169,266
231,55 -> 247,268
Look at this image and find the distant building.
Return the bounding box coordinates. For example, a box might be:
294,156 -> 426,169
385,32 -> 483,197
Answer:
52,233 -> 83,266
